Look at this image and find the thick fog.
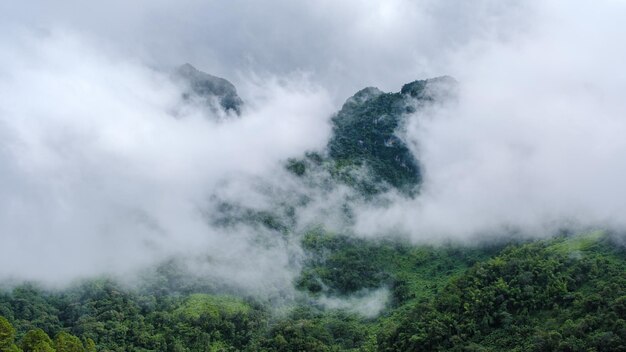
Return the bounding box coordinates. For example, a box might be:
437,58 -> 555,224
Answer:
0,30 -> 332,288
1,0 -> 625,295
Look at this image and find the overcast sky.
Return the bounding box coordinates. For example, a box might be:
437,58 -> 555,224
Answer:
0,0 -> 536,101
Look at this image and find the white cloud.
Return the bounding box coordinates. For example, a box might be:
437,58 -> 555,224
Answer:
353,1 -> 626,242
0,29 -> 332,288
316,288 -> 390,318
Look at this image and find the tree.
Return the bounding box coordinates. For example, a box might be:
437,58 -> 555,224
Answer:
0,316 -> 21,352
0,316 -> 16,349
20,329 -> 54,352
54,332 -> 83,352
82,339 -> 95,352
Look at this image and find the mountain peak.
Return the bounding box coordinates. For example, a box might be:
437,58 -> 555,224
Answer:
173,64 -> 243,115
177,62 -> 198,74
327,76 -> 457,194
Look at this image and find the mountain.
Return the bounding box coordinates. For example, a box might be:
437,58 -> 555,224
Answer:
327,76 -> 456,194
173,63 -> 243,115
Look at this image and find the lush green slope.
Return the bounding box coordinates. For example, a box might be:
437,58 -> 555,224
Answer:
295,230 -> 498,302
378,233 -> 626,352
1,233 -> 624,351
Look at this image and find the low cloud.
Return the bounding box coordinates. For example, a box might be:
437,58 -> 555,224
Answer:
0,29 -> 332,290
316,288 -> 391,318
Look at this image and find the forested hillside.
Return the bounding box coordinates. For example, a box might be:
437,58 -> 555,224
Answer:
1,233 -> 624,351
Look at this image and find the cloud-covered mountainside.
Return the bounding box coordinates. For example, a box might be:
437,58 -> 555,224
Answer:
288,76 -> 455,196
1,62 -> 624,351
1,1 -> 626,350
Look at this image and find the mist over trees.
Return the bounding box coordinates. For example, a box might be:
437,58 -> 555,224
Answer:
1,0 -> 626,351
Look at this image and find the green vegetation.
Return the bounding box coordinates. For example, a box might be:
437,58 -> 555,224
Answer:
378,233 -> 626,351
0,316 -> 20,352
0,280 -> 268,351
327,85 -> 421,194
285,79 -> 455,196
296,231 -> 497,302
54,332 -> 85,352
174,294 -> 251,320
1,233 -> 623,351
20,329 -> 54,352
283,77 -> 456,198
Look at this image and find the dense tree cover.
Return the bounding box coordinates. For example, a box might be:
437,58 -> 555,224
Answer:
0,318 -> 92,352
1,233 -> 623,351
378,234 -> 626,351
0,281 -> 269,351
296,231 -> 497,302
258,307 -> 372,352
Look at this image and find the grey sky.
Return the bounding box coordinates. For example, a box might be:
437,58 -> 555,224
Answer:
1,0 -> 533,101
